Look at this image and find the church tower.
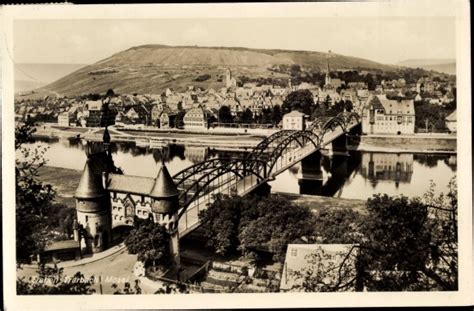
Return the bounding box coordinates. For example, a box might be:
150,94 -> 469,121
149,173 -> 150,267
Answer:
75,158 -> 112,254
225,68 -> 232,89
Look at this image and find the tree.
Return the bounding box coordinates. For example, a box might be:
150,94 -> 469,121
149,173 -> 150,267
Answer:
293,178 -> 457,292
290,64 -> 302,76
358,194 -> 432,291
421,178 -> 458,290
312,206 -> 364,244
124,219 -> 171,269
239,108 -> 253,124
199,193 -> 242,256
238,195 -> 316,262
271,105 -> 283,125
16,121 -> 57,263
106,88 -> 115,98
174,111 -> 186,129
199,194 -> 316,262
218,105 -> 234,123
289,245 -> 360,292
282,89 -> 314,115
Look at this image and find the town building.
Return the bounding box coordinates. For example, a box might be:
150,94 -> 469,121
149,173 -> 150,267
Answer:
280,244 -> 359,292
57,111 -> 73,127
159,111 -> 176,129
445,110 -> 456,133
361,95 -> 415,135
282,110 -> 306,130
84,100 -> 103,127
183,106 -> 210,129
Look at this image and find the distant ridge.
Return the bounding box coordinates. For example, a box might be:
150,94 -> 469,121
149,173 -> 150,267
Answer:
397,59 -> 456,75
25,44 -> 398,97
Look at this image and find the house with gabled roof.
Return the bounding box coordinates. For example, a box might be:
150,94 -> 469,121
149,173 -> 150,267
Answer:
362,95 -> 415,135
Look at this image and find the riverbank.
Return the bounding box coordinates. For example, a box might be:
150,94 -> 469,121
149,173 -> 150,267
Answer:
277,192 -> 367,214
37,166 -> 82,208
350,133 -> 456,154
32,124 -> 265,150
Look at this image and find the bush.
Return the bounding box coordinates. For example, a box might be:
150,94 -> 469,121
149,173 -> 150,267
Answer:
194,74 -> 211,82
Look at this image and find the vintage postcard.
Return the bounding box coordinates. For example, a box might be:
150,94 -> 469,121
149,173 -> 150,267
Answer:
1,1 -> 472,309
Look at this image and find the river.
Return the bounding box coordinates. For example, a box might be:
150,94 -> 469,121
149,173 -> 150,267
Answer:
28,137 -> 457,200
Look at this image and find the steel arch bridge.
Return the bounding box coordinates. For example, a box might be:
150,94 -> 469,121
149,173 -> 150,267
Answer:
174,113 -> 361,237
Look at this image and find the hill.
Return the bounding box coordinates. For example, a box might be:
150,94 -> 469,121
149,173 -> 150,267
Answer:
397,59 -> 456,75
23,45 -> 396,98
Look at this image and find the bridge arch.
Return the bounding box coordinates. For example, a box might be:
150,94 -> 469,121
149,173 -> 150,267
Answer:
173,158 -> 239,188
265,130 -> 320,175
177,159 -> 266,218
245,130 -> 297,162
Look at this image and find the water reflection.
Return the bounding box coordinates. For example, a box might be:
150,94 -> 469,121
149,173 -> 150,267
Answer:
28,137 -> 456,200
360,153 -> 413,188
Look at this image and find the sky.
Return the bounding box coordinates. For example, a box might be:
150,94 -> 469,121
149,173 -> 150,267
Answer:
13,17 -> 456,65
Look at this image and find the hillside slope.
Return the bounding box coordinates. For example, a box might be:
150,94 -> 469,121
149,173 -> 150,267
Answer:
28,45 -> 395,98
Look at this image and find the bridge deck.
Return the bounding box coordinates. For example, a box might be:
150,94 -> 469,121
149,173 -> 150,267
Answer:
178,121 -> 359,237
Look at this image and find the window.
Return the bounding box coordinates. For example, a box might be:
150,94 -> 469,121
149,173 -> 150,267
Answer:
291,248 -> 298,257
85,215 -> 89,222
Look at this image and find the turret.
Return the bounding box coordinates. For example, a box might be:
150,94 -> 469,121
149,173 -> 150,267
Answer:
149,163 -> 182,270
75,158 -> 111,253
149,163 -> 180,231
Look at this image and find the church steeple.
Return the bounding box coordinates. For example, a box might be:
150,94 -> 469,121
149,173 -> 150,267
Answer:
325,50 -> 332,88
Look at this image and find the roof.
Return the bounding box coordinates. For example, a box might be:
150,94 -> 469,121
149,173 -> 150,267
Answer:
44,240 -> 80,252
106,173 -> 155,195
445,110 -> 456,122
283,110 -> 305,117
149,165 -> 180,198
85,100 -> 102,111
280,244 -> 358,292
367,95 -> 414,115
75,159 -> 107,199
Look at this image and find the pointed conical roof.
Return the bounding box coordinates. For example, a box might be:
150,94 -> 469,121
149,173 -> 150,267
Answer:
149,164 -> 180,198
75,159 -> 106,199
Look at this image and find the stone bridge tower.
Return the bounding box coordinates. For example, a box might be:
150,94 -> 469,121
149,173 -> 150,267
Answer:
149,163 -> 181,268
75,158 -> 112,254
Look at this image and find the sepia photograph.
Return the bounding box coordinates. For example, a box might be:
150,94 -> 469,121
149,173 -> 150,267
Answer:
1,1 -> 472,309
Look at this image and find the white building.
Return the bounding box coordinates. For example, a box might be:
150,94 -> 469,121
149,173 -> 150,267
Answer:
183,106 -> 209,129
362,95 -> 415,135
283,110 -> 306,130
57,112 -> 72,127
445,110 -> 456,133
280,244 -> 359,292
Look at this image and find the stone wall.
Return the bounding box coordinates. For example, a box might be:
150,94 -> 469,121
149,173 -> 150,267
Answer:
352,134 -> 456,153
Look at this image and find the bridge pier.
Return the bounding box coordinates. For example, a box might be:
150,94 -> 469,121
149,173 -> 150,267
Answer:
328,132 -> 349,156
297,151 -> 324,195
